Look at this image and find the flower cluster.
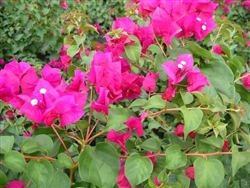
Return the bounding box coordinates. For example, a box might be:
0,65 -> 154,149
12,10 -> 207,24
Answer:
0,60 -> 88,126
162,54 -> 210,101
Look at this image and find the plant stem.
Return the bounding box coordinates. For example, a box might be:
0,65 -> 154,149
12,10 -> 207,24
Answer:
51,124 -> 75,164
85,119 -> 100,141
84,130 -> 106,144
86,86 -> 94,140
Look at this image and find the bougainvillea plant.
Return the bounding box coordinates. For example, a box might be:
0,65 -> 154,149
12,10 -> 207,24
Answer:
1,0 -> 250,188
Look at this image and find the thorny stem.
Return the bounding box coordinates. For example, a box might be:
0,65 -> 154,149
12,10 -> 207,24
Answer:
51,124 -> 75,164
211,23 -> 224,50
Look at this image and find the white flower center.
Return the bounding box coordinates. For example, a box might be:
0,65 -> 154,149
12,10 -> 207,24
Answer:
40,88 -> 47,94
177,64 -> 183,69
180,60 -> 186,65
31,99 -> 38,106
202,25 -> 206,31
197,17 -> 201,21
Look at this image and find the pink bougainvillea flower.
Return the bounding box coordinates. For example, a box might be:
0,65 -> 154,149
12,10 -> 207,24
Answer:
61,1 -> 68,9
41,64 -> 61,88
174,124 -> 196,139
147,152 -> 156,165
4,60 -> 30,79
194,18 -> 216,41
124,112 -> 147,136
0,59 -> 4,65
23,132 -> 32,137
162,81 -> 177,102
60,44 -> 70,55
246,41 -> 250,47
143,71 -> 159,93
241,72 -> 250,89
185,166 -> 195,180
59,55 -> 72,71
20,68 -> 39,95
113,17 -> 137,35
88,52 -> 122,102
223,138 -> 229,151
43,95 -> 84,126
0,70 -> 20,102
91,87 -> 109,115
162,54 -> 194,85
120,71 -> 144,100
174,124 -> 185,137
137,0 -> 160,16
106,129 -> 132,152
186,68 -> 210,92
20,79 -> 59,123
151,7 -> 182,45
31,123 -> 39,130
242,0 -> 250,11
223,4 -> 230,13
66,70 -> 88,92
4,180 -> 25,188
225,0 -> 233,4
116,162 -> 132,188
5,110 -> 15,120
212,44 -> 225,55
134,25 -> 155,53
153,177 -> 161,186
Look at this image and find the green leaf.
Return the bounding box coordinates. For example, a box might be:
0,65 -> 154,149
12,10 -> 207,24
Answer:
129,99 -> 147,108
177,173 -> 190,188
165,144 -> 187,170
0,135 -> 14,154
27,160 -> 54,188
235,84 -> 250,103
194,158 -> 224,188
186,42 -> 214,59
67,45 -> 79,57
76,120 -> 89,131
104,108 -> 130,131
124,35 -> 142,63
180,92 -> 194,105
180,106 -> 203,139
73,35 -> 86,48
79,143 -> 120,188
231,145 -> 250,176
57,153 -> 74,169
4,151 -> 26,172
143,95 -> 166,109
157,168 -> 168,183
140,138 -> 161,152
220,42 -> 232,59
67,65 -> 76,77
0,170 -> 8,187
200,135 -> 224,148
192,92 -> 209,105
34,134 -> 53,154
147,44 -> 162,54
125,153 -> 153,187
201,60 -> 235,99
49,171 -> 71,188
21,138 -> 42,154
154,54 -> 168,81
